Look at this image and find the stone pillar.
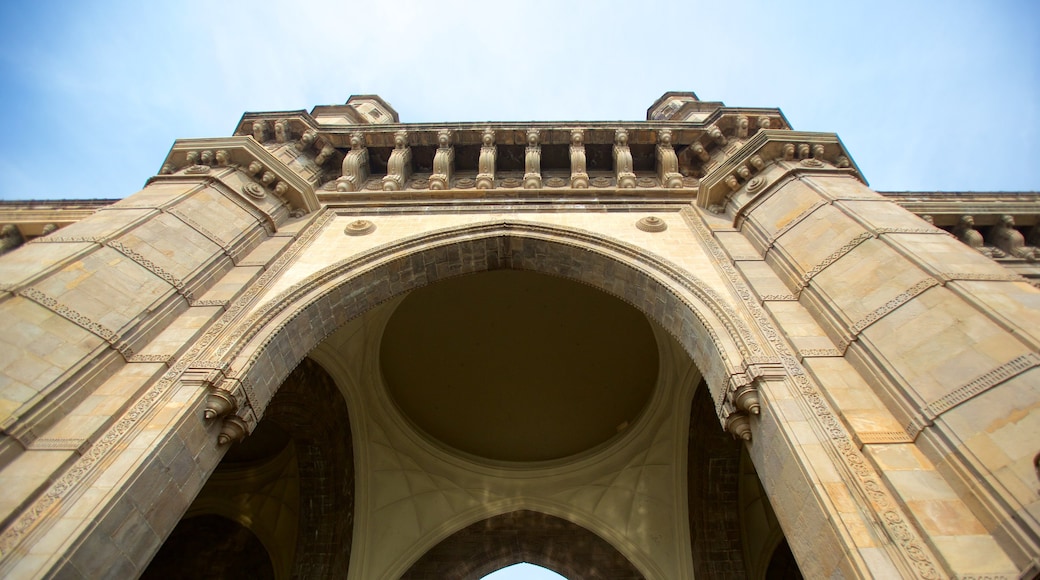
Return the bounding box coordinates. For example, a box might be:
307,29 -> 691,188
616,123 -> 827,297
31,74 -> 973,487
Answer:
705,130 -> 1038,576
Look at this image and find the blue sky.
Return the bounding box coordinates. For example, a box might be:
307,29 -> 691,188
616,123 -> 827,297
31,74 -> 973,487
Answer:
1,0 -> 1037,200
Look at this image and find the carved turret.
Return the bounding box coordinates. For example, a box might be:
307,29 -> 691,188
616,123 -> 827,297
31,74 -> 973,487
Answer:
656,129 -> 683,188
954,215 -> 1004,258
382,131 -> 412,191
990,215 -> 1039,261
430,130 -> 454,190
476,128 -> 496,189
337,132 -> 370,192
570,130 -> 589,189
524,129 -> 541,189
614,129 -> 636,188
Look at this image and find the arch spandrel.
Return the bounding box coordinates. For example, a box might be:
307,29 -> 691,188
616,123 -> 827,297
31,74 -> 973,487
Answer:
215,218 -> 764,426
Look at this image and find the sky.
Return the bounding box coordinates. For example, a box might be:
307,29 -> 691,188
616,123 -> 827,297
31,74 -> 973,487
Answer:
0,0 -> 1037,201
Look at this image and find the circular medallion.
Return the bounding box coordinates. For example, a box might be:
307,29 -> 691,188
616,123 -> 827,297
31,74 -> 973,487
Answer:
409,177 -> 430,190
545,177 -> 567,188
746,176 -> 766,193
320,180 -> 337,191
636,177 -> 658,188
636,216 -> 668,232
364,179 -> 382,190
344,219 -> 376,236
184,165 -> 210,175
591,176 -> 612,188
242,182 -> 265,199
499,177 -> 521,188
455,177 -> 475,189
800,158 -> 824,167
682,176 -> 700,188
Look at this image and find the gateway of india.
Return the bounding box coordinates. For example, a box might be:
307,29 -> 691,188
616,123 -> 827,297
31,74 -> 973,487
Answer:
0,92 -> 1038,579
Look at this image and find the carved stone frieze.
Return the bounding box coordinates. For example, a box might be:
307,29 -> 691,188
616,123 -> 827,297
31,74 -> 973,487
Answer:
382,131 -> 412,191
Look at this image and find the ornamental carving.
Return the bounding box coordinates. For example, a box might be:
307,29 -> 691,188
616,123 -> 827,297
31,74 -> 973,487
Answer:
591,176 -> 612,188
476,128 -> 496,189
691,142 -> 710,162
344,219 -> 376,236
524,129 -> 541,189
989,214 -> 1038,261
570,129 -> 589,188
243,182 -> 265,199
296,129 -> 317,151
184,165 -> 210,175
337,132 -> 369,192
746,176 -> 766,193
430,129 -> 454,190
382,131 -> 412,191
708,125 -> 726,146
613,129 -> 636,188
274,119 -> 292,143
218,415 -> 248,445
251,120 -> 268,143
735,115 -> 749,139
314,145 -> 336,167
636,216 -> 668,232
954,215 -> 1005,258
656,129 -> 683,188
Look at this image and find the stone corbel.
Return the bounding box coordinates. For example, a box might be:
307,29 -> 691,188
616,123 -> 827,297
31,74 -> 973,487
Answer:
336,132 -> 370,192
382,130 -> 412,191
614,129 -> 636,188
735,115 -> 749,139
725,411 -> 752,441
476,128 -> 496,189
252,120 -> 269,143
523,129 -> 541,189
656,129 -> 683,188
204,388 -> 237,420
430,129 -> 454,190
218,415 -> 249,445
570,129 -> 589,189
296,129 -> 318,152
274,119 -> 293,144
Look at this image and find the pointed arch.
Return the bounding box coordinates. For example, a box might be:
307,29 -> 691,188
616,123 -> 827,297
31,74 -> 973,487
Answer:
399,510 -> 644,580
216,220 -> 769,428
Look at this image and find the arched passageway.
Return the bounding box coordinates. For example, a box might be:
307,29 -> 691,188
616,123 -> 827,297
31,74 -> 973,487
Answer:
400,510 -> 644,579
142,358 -> 354,579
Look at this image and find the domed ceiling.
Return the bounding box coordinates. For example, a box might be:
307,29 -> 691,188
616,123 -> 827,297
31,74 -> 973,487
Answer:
380,269 -> 659,462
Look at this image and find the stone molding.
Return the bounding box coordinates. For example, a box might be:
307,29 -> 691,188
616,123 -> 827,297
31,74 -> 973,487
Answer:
17,287 -> 134,358
908,352 -> 1040,435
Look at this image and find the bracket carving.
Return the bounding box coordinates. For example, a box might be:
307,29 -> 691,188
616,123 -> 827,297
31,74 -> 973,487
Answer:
614,129 -> 636,188
336,132 -> 370,192
569,130 -> 589,189
656,129 -> 683,188
476,128 -> 496,189
429,129 -> 454,190
524,129 -> 541,189
382,131 -> 412,191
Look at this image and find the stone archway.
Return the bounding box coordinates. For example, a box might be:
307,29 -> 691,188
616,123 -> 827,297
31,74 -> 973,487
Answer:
205,221 -> 762,578
400,510 -> 644,579
220,221 -> 756,437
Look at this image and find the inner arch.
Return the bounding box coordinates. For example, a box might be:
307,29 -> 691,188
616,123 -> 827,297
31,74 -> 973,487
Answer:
381,269 -> 659,462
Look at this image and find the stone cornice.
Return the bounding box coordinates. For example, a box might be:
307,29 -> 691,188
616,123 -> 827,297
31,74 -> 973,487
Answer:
154,137 -> 319,214
234,107 -> 787,147
698,129 -> 863,211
